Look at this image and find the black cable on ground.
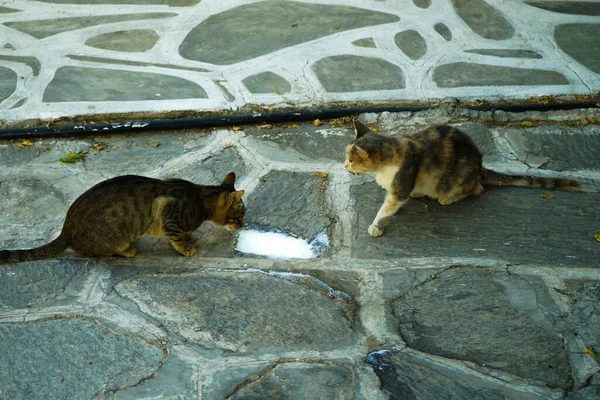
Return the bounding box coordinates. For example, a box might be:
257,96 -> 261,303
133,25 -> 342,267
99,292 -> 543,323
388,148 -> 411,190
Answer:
0,102 -> 598,140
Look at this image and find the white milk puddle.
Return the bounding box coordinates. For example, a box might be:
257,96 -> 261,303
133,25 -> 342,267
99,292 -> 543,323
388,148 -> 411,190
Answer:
235,229 -> 328,259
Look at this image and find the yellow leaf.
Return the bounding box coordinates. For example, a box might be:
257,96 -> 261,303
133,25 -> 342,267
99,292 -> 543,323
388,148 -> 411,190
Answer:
586,346 -> 598,360
313,119 -> 323,126
59,150 -> 88,164
18,139 -> 33,149
370,127 -> 379,132
595,233 -> 600,243
153,143 -> 160,148
258,124 -> 273,129
521,121 -> 536,128
587,117 -> 597,124
288,123 -> 300,129
315,171 -> 328,178
232,126 -> 242,131
541,193 -> 554,199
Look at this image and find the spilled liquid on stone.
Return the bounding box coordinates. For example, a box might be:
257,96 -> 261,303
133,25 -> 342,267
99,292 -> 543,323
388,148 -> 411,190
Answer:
236,229 -> 328,259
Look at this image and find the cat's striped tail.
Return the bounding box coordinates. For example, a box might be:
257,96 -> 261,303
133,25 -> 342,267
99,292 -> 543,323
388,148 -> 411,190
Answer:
481,168 -> 580,191
0,233 -> 68,263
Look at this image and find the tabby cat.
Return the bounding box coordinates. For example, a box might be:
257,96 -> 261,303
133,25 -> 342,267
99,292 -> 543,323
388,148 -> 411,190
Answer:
0,173 -> 245,263
346,120 -> 580,237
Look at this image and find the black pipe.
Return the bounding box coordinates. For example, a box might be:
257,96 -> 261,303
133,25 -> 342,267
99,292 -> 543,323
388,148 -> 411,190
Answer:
0,102 -> 597,140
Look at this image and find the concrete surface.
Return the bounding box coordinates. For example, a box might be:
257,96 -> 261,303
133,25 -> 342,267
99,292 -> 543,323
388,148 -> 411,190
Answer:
0,108 -> 599,399
0,0 -> 599,124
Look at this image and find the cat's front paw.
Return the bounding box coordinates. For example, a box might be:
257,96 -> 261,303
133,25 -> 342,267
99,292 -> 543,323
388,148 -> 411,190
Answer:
368,224 -> 384,237
179,246 -> 197,257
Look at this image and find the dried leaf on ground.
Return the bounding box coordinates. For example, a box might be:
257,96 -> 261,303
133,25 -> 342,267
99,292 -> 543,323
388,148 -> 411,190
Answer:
258,123 -> 273,130
586,346 -> 598,360
521,121 -> 536,128
595,233 -> 600,243
313,119 -> 323,126
287,123 -> 300,129
93,143 -> 105,151
315,171 -> 328,178
232,126 -> 242,131
587,117 -> 597,124
18,140 -> 34,149
153,143 -> 160,148
541,193 -> 554,199
59,150 -> 88,164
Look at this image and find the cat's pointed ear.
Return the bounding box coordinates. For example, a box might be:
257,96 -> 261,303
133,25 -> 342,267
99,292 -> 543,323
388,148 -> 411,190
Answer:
222,172 -> 236,187
228,190 -> 245,205
354,120 -> 371,138
355,145 -> 370,160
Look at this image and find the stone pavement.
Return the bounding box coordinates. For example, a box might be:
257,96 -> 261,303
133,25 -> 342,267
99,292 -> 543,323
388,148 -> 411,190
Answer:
0,0 -> 600,125
1,108 -> 599,399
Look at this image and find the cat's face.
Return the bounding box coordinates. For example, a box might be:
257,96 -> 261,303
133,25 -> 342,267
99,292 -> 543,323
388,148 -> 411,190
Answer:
345,143 -> 377,176
223,193 -> 245,231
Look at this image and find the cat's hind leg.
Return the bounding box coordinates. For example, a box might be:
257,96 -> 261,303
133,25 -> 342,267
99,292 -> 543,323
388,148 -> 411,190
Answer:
114,244 -> 136,258
438,181 -> 483,205
369,192 -> 407,237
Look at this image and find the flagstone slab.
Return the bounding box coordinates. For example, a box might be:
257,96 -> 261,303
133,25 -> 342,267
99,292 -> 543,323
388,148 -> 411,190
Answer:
112,350 -> 197,400
352,38 -> 377,48
351,185 -> 600,267
242,72 -> 291,94
178,0 -> 399,65
525,1 -> 600,16
229,362 -> 355,399
0,66 -> 17,103
0,6 -> 20,13
115,271 -> 356,351
43,66 -> 207,102
244,125 -> 354,163
38,0 -> 199,4
244,171 -> 332,238
392,267 -> 570,388
412,0 -> 431,9
450,0 -> 515,40
3,13 -> 177,39
0,259 -> 96,309
0,318 -> 165,399
0,55 -> 41,75
368,350 -> 549,399
434,23 -> 452,41
85,29 -> 159,52
465,49 -> 542,59
433,62 -> 569,87
0,178 -> 66,250
313,55 -> 405,92
555,23 -> 600,74
395,30 -> 427,60
500,125 -> 600,170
